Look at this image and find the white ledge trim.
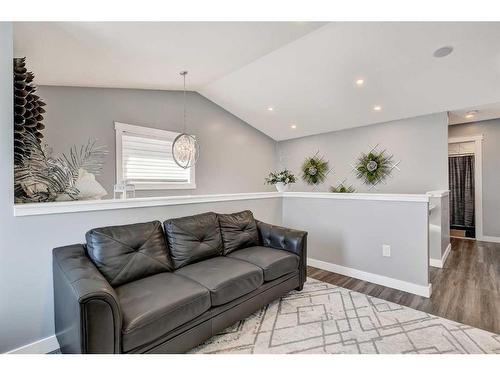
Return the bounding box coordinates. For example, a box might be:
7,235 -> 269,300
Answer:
13,192 -> 281,217
426,190 -> 450,197
13,191 -> 429,217
283,192 -> 429,202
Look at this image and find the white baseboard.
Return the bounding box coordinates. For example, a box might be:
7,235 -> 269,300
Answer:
450,235 -> 475,240
6,335 -> 59,354
308,258 -> 432,298
429,243 -> 451,268
478,235 -> 500,244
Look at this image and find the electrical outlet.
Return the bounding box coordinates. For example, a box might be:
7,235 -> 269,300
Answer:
382,244 -> 391,257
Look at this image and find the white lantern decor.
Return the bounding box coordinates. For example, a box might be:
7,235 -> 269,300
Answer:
172,132 -> 199,169
172,71 -> 199,169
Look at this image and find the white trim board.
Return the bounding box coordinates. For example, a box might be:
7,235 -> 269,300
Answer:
13,192 -> 281,216
426,190 -> 450,198
14,191 -> 430,217
6,335 -> 59,354
450,235 -> 476,241
308,258 -> 432,298
429,243 -> 451,268
283,192 -> 429,202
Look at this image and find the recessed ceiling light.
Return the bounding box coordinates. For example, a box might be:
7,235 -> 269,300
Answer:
465,110 -> 478,119
355,78 -> 364,86
433,46 -> 454,58
290,124 -> 297,129
373,105 -> 382,112
267,106 -> 274,111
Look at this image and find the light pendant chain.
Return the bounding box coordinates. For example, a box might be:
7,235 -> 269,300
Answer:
182,71 -> 187,134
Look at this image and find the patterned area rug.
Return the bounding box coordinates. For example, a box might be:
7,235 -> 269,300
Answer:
191,278 -> 500,354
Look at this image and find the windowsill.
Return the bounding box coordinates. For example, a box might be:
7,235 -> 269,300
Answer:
13,191 -> 429,217
132,182 -> 196,190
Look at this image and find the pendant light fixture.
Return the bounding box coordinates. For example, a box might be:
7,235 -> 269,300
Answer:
172,71 -> 199,169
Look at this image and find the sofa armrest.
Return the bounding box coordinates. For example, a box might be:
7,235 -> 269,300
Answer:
53,244 -> 122,353
256,221 -> 308,286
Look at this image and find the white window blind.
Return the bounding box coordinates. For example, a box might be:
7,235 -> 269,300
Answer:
115,122 -> 195,190
122,134 -> 190,183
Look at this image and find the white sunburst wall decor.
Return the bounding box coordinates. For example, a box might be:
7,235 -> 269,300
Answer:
350,144 -> 401,191
329,177 -> 357,193
300,150 -> 334,191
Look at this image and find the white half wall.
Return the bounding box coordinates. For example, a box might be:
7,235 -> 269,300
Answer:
0,194 -> 282,353
428,190 -> 451,267
282,194 -> 430,294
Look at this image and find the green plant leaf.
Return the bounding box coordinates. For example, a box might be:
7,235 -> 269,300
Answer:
301,155 -> 330,185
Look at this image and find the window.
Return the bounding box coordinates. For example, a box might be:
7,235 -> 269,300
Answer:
115,122 -> 195,190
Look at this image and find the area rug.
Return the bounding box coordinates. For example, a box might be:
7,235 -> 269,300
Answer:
191,278 -> 500,354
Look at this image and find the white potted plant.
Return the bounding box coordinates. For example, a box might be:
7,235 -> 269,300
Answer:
265,169 -> 297,192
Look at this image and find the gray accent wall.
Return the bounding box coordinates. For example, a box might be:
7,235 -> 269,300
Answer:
277,113 -> 449,194
449,119 -> 500,237
38,85 -> 278,197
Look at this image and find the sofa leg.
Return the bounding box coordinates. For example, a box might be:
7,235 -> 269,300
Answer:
295,284 -> 304,291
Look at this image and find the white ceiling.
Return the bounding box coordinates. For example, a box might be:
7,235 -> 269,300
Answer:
201,22 -> 500,140
14,22 -> 500,141
449,102 -> 500,125
13,22 -> 325,90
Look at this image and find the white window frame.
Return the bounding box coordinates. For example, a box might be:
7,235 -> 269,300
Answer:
115,122 -> 196,190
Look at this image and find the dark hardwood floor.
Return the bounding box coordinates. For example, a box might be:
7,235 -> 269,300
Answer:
307,237 -> 500,334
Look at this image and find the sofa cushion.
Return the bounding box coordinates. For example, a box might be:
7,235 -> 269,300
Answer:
86,221 -> 172,287
218,210 -> 259,255
164,212 -> 223,269
227,246 -> 299,282
116,273 -> 211,352
175,257 -> 263,306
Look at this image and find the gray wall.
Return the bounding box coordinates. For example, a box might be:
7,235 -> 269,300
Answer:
449,119 -> 500,237
283,197 -> 429,287
0,24 -> 284,353
0,22 -> 16,353
38,85 -> 278,197
277,113 -> 449,194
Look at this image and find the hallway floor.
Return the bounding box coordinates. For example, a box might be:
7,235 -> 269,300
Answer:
308,237 -> 500,334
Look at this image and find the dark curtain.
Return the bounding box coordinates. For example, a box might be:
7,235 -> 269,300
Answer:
449,155 -> 475,227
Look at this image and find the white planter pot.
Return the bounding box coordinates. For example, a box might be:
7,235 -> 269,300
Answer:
275,182 -> 289,192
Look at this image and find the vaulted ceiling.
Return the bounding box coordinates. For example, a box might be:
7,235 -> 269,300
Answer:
14,22 -> 500,140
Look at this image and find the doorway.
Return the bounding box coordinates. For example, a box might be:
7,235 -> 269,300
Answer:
448,145 -> 475,238
448,136 -> 483,240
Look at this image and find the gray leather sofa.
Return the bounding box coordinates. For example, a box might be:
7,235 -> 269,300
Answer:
53,210 -> 307,353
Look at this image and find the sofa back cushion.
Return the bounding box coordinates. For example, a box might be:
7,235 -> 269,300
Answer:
86,221 -> 173,287
218,210 -> 259,255
164,212 -> 223,269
